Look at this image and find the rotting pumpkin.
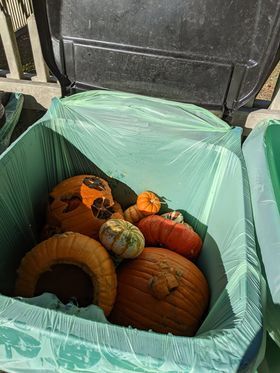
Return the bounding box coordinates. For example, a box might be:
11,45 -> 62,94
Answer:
15,232 -> 117,316
46,175 -> 124,239
110,247 -> 209,336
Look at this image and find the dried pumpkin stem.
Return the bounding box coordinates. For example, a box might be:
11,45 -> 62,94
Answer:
149,272 -> 179,300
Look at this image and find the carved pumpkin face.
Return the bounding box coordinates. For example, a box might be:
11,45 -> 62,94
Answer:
46,175 -> 123,239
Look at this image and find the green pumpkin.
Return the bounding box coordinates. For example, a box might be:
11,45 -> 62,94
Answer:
99,219 -> 145,259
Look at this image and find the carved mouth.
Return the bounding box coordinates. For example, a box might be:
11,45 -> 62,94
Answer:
91,197 -> 114,219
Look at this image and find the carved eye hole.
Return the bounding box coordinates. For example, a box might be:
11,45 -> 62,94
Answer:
61,196 -> 82,213
83,177 -> 105,191
91,198 -> 114,219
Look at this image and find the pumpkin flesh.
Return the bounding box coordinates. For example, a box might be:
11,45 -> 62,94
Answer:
15,232 -> 117,316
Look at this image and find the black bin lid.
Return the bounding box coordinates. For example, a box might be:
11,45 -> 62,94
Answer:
34,0 -> 280,112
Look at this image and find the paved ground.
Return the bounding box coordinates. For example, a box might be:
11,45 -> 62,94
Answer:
257,62 -> 280,101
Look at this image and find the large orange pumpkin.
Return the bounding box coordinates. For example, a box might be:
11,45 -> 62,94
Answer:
138,215 -> 202,260
46,175 -> 123,239
110,248 -> 209,336
15,232 -> 117,315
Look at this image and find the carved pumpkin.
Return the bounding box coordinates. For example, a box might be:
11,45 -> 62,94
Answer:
138,215 -> 202,260
99,219 -> 145,259
15,232 -> 117,315
123,204 -> 145,224
110,248 -> 209,336
137,191 -> 161,215
47,175 -> 123,239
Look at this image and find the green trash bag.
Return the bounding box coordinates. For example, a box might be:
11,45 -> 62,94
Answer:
0,91 -> 264,372
0,93 -> 24,154
243,119 -> 280,350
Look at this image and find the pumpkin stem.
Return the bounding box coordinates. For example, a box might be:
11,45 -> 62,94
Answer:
149,272 -> 179,300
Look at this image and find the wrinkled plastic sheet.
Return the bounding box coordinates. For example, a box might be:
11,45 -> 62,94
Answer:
0,93 -> 24,154
0,91 -> 263,372
243,119 -> 280,348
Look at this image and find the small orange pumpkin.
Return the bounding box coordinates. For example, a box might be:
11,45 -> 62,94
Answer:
47,175 -> 123,239
138,215 -> 202,260
110,247 -> 209,336
137,191 -> 161,215
99,219 -> 145,259
124,204 -> 145,224
15,232 -> 117,315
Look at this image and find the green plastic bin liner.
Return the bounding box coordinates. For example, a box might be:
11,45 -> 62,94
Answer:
243,119 -> 280,350
0,93 -> 24,154
0,91 -> 263,372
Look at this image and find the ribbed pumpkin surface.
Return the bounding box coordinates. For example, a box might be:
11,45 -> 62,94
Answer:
15,232 -> 117,316
138,215 -> 202,260
137,191 -> 161,214
124,205 -> 145,224
99,219 -> 145,259
110,247 -> 209,336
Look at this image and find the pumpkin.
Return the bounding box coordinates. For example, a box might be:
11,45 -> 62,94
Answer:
138,215 -> 202,260
99,219 -> 145,259
137,191 -> 161,215
15,232 -> 117,315
161,211 -> 184,224
124,204 -> 145,224
47,175 -> 124,239
110,247 -> 209,336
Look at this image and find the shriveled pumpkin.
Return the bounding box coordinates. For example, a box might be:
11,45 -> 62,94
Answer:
123,204 -> 145,224
47,175 -> 123,239
15,232 -> 117,316
138,215 -> 202,260
99,219 -> 145,259
137,191 -> 161,215
110,248 -> 209,336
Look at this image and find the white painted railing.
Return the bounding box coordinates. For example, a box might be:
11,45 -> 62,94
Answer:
0,9 -> 61,109
0,0 -> 33,32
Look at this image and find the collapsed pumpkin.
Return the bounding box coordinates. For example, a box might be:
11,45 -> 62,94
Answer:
15,232 -> 117,316
110,247 -> 209,336
99,219 -> 145,259
46,175 -> 123,239
138,215 -> 202,260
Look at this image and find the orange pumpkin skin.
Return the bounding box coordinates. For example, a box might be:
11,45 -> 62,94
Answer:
138,215 -> 202,260
137,191 -> 161,215
15,232 -> 117,316
47,175 -> 123,239
124,204 -> 145,224
110,248 -> 209,336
